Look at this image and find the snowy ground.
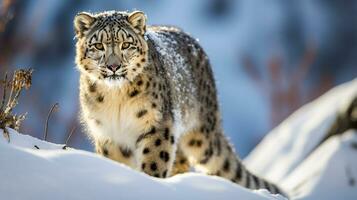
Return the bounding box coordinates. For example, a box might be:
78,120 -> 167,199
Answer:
0,128 -> 285,200
1,79 -> 356,200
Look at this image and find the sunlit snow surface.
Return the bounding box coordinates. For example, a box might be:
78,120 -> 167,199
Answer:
245,79 -> 357,199
283,131 -> 357,199
0,129 -> 285,200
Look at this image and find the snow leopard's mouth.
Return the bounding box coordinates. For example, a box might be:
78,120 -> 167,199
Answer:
102,74 -> 128,87
103,74 -> 125,80
108,75 -> 120,80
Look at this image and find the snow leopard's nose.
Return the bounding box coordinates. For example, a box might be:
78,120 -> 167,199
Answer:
107,64 -> 120,72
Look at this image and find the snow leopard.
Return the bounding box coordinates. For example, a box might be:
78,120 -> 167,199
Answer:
74,10 -> 286,196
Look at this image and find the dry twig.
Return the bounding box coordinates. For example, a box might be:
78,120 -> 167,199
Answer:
62,124 -> 76,150
43,103 -> 59,141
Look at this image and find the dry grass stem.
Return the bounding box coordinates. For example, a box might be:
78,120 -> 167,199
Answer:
0,69 -> 33,142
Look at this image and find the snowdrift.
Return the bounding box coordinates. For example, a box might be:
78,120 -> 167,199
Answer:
245,78 -> 357,199
282,130 -> 357,199
0,128 -> 284,200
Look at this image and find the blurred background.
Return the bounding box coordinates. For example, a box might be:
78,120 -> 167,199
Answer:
0,0 -> 356,157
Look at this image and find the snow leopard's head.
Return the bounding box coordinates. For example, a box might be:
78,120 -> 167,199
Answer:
74,10 -> 148,86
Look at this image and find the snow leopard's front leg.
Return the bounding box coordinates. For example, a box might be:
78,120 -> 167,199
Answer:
135,124 -> 176,178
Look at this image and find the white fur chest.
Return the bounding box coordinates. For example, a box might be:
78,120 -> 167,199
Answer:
83,89 -> 145,150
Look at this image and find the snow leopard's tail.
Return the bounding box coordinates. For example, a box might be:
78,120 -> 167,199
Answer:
235,163 -> 287,197
223,136 -> 288,197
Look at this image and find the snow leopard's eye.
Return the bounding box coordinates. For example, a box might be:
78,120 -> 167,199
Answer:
121,42 -> 131,50
94,43 -> 104,51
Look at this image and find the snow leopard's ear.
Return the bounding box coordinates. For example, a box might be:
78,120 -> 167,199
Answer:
74,12 -> 95,38
128,11 -> 146,35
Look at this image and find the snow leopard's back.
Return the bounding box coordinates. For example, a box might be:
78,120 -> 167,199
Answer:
145,26 -> 220,138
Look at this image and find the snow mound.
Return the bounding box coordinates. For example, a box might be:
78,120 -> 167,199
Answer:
0,128 -> 285,200
283,130 -> 357,199
245,78 -> 357,199
245,78 -> 357,182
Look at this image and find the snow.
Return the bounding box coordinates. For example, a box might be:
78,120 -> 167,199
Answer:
0,128 -> 285,200
283,130 -> 357,199
245,78 -> 357,182
245,78 -> 357,199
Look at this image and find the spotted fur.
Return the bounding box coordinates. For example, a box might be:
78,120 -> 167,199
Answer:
74,10 -> 287,197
